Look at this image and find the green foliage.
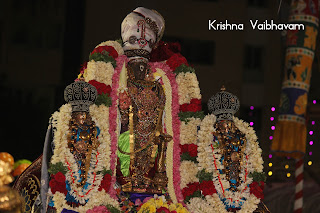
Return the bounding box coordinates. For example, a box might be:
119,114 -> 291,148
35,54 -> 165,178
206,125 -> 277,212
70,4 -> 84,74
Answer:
48,162 -> 67,175
96,93 -> 112,107
89,52 -> 117,68
178,111 -> 205,123
196,169 -> 213,183
180,152 -> 198,163
249,171 -> 266,183
106,204 -> 121,213
184,190 -> 202,203
174,64 -> 195,75
97,168 -> 112,176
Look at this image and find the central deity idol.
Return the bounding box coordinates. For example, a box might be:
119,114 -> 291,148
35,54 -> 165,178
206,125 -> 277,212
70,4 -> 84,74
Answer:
116,7 -> 171,194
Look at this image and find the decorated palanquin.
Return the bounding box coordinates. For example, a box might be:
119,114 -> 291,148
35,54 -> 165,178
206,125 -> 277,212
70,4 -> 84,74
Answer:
184,88 -> 269,213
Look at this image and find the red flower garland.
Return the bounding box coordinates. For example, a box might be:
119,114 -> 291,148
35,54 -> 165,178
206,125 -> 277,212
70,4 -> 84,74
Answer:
182,182 -> 199,199
98,173 -> 112,192
150,41 -> 181,62
49,172 -> 68,195
88,80 -> 111,95
166,53 -> 188,71
179,144 -> 198,157
199,180 -> 216,196
249,181 -> 264,200
179,99 -> 202,112
90,45 -> 118,59
156,207 -> 171,213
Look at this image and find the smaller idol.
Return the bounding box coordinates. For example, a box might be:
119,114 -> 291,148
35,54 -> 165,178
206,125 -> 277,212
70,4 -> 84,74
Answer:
39,81 -> 119,213
190,86 -> 269,213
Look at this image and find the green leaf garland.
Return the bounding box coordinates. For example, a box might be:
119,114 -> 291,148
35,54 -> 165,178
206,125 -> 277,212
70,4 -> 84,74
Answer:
89,52 -> 117,68
95,93 -> 112,107
178,111 -> 205,123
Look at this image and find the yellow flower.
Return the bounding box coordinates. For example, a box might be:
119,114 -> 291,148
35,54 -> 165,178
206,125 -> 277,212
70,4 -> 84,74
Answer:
155,198 -> 164,208
162,203 -> 169,209
83,68 -> 87,79
149,205 -> 156,213
169,203 -> 177,211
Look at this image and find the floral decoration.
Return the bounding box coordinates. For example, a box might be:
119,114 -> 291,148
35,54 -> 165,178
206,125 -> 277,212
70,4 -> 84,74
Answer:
179,99 -> 202,113
166,53 -> 188,71
188,114 -> 265,213
138,196 -> 189,213
150,41 -> 182,62
90,45 -> 119,59
49,104 -> 119,213
88,80 -> 111,95
49,172 -> 67,195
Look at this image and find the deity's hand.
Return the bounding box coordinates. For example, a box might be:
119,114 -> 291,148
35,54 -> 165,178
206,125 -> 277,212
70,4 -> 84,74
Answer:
154,132 -> 172,145
74,140 -> 87,153
91,137 -> 100,150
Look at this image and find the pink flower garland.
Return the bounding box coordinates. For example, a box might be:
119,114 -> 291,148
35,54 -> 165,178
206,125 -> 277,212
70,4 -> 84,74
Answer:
109,55 -> 128,199
149,62 -> 184,203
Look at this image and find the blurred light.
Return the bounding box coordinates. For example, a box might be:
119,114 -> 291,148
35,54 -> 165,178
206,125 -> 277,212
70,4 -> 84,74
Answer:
249,122 -> 254,126
311,121 -> 315,125
313,100 -> 317,104
269,154 -> 272,158
271,107 -> 276,112
309,131 -> 313,135
310,141 -> 313,145
287,156 -> 291,159
285,165 -> 289,169
268,163 -> 272,167
268,171 -> 273,176
271,126 -> 275,130
270,117 -> 274,121
269,136 -> 273,140
250,106 -> 254,110
308,161 -> 312,166
309,151 -> 312,156
287,173 -> 291,178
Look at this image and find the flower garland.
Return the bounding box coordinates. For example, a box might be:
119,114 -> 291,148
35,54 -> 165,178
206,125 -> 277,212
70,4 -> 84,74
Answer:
150,62 -> 182,204
84,61 -> 114,86
95,40 -> 124,56
189,114 -> 264,213
175,72 -> 201,105
49,104 -> 120,213
138,195 -> 190,213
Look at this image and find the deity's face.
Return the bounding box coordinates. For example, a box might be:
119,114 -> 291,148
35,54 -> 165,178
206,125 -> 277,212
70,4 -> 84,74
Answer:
73,112 -> 87,125
122,20 -> 157,53
217,120 -> 236,135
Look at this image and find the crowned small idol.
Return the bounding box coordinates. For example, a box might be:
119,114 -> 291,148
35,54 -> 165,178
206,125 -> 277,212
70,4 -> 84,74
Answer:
188,87 -> 270,213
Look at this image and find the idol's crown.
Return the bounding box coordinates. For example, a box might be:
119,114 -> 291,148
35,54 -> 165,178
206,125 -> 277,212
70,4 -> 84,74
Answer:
208,86 -> 240,121
64,81 -> 97,112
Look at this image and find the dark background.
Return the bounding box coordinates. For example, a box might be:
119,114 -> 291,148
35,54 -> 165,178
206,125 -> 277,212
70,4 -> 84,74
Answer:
1,0 -> 320,212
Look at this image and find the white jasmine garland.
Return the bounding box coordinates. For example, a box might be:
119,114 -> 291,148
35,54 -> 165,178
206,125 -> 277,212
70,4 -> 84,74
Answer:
191,114 -> 264,213
180,118 -> 201,145
176,72 -> 201,105
180,161 -> 199,189
84,60 -> 114,86
50,104 -> 119,212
